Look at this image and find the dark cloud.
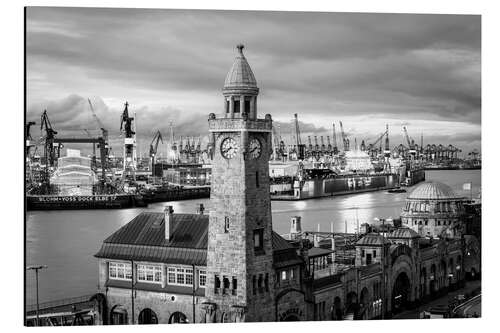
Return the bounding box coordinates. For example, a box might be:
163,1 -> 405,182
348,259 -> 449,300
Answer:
26,7 -> 481,155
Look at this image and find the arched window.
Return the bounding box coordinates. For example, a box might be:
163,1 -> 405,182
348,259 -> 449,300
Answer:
138,308 -> 158,325
110,305 -> 128,325
169,312 -> 188,324
221,312 -> 231,323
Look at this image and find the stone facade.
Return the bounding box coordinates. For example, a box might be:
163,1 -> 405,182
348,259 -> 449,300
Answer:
204,44 -> 276,322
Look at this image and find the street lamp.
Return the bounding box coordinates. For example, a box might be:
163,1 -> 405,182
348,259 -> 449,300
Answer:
27,265 -> 48,326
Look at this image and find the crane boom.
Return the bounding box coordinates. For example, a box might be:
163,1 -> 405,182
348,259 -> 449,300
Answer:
339,121 -> 349,151
293,113 -> 302,146
403,126 -> 412,148
87,98 -> 105,131
332,123 -> 338,154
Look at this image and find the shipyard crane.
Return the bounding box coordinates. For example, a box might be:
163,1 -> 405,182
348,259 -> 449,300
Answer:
88,98 -> 109,170
403,126 -> 416,157
384,124 -> 390,157
367,128 -> 388,157
149,130 -> 163,177
339,121 -> 349,151
26,121 -> 36,157
293,113 -> 305,160
332,123 -> 339,155
120,102 -> 137,180
40,110 -> 58,168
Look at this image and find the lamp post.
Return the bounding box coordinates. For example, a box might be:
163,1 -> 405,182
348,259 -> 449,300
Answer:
27,265 -> 48,326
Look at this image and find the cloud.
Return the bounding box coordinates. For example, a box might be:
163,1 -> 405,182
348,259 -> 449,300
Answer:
26,8 -> 481,155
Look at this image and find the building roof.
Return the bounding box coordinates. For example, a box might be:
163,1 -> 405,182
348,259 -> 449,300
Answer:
388,227 -> 420,239
356,233 -> 390,246
407,181 -> 461,200
308,247 -> 334,258
223,44 -> 257,90
95,211 -> 299,267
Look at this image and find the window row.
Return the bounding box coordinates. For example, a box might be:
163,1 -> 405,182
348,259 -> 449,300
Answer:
407,219 -> 453,226
214,275 -> 237,295
108,262 -> 206,287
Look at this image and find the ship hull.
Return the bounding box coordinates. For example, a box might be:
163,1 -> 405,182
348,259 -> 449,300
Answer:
271,173 -> 403,200
26,194 -> 146,210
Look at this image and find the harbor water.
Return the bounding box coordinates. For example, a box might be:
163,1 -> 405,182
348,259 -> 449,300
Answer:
25,170 -> 481,305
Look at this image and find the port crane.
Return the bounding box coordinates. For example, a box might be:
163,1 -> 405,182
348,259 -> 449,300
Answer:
26,121 -> 36,157
367,127 -> 389,158
339,121 -> 349,151
120,102 -> 137,180
40,110 -> 58,169
293,113 -> 305,160
403,126 -> 417,158
87,98 -> 109,170
149,130 -> 163,177
332,123 -> 339,155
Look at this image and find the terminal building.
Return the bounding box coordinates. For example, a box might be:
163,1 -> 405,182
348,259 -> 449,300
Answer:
93,45 -> 480,324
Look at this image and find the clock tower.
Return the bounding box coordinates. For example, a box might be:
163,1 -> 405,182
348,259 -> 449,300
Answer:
204,44 -> 275,322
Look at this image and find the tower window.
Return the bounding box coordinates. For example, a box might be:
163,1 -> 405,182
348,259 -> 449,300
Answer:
234,100 -> 240,113
254,229 -> 264,254
215,275 -> 221,293
244,99 -> 251,114
222,276 -> 230,294
226,100 -> 230,113
258,274 -> 263,293
232,277 -> 237,290
256,171 -> 259,188
224,217 -> 230,233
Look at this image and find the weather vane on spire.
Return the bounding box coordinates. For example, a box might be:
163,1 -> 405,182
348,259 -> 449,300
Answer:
237,44 -> 244,55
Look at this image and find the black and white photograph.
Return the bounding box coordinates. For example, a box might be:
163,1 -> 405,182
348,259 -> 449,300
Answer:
18,2 -> 487,329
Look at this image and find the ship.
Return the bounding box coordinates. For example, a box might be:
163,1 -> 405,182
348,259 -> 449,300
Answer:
270,169 -> 400,200
26,193 -> 146,210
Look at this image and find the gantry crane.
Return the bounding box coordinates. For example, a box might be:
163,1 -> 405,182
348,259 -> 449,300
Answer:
403,126 -> 416,158
149,130 -> 163,177
88,98 -> 109,170
40,110 -> 58,170
26,121 -> 36,157
120,102 -> 137,179
332,123 -> 339,155
367,128 -> 389,157
339,121 -> 349,151
293,113 -> 305,160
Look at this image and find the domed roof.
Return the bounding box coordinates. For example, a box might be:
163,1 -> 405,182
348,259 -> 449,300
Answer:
407,181 -> 459,200
224,44 -> 258,91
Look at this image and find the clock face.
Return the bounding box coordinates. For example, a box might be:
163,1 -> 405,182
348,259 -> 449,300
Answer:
249,138 -> 262,159
221,137 -> 239,159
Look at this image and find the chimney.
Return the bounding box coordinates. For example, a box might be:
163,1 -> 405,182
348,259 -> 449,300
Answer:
290,216 -> 302,240
197,203 -> 205,215
164,205 -> 174,240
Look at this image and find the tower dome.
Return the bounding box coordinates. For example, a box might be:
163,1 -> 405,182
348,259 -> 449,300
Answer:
401,181 -> 466,239
223,44 -> 258,94
222,44 -> 259,120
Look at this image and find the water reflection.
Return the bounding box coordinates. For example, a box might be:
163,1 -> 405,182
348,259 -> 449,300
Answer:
25,170 -> 481,305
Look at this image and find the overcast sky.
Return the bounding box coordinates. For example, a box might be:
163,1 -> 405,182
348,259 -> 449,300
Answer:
26,7 -> 481,157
